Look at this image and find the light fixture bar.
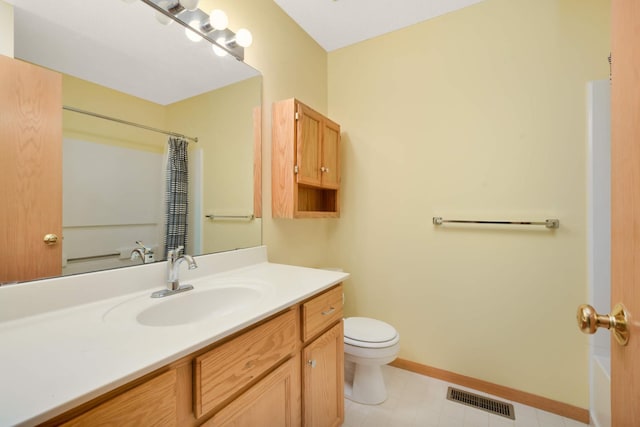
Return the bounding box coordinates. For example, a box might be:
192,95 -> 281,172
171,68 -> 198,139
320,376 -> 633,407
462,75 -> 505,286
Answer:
138,0 -> 245,61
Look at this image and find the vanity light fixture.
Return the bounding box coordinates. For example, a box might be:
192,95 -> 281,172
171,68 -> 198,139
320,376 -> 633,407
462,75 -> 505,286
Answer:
209,9 -> 228,31
178,0 -> 200,11
185,19 -> 204,42
154,0 -> 174,25
137,0 -> 252,61
212,37 -> 228,57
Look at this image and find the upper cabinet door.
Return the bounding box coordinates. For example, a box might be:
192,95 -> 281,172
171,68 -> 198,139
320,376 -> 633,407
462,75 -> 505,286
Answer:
0,56 -> 62,283
296,103 -> 323,187
321,119 -> 340,189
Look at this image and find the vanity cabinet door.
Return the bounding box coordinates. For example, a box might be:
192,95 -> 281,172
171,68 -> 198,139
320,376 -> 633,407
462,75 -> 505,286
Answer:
302,322 -> 344,427
61,370 -> 177,426
202,356 -> 300,427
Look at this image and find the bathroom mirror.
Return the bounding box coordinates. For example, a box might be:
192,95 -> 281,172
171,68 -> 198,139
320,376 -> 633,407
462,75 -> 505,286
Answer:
5,0 -> 262,282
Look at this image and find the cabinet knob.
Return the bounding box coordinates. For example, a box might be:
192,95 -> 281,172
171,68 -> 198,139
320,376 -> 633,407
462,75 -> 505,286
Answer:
320,166 -> 330,173
307,359 -> 317,368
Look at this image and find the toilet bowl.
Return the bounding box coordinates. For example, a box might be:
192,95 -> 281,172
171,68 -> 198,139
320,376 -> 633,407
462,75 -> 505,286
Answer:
343,317 -> 400,405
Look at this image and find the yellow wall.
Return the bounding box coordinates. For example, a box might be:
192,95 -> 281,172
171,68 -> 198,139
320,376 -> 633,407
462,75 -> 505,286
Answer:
0,0 -> 13,57
199,0 -> 332,267
62,75 -> 166,152
166,77 -> 262,254
327,0 -> 609,408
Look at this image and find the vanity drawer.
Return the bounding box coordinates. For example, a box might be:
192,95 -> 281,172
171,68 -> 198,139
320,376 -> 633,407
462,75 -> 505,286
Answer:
61,369 -> 177,426
194,308 -> 298,418
302,284 -> 343,342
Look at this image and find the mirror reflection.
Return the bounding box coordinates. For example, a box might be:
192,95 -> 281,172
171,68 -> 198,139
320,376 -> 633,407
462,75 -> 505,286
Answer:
4,0 -> 262,282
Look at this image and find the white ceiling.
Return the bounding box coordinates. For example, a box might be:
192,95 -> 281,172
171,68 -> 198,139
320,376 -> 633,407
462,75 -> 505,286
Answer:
7,0 -> 259,105
274,0 -> 486,52
6,0 -> 485,104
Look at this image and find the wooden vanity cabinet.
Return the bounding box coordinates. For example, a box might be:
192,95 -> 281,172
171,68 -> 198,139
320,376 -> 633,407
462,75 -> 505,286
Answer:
50,285 -> 344,427
272,98 -> 341,218
301,285 -> 345,427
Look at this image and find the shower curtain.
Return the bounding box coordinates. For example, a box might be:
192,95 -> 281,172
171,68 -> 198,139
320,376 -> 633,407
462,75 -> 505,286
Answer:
164,137 -> 189,259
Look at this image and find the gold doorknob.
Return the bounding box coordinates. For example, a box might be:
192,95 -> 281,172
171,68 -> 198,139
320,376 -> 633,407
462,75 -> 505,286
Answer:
577,303 -> 629,346
43,234 -> 59,245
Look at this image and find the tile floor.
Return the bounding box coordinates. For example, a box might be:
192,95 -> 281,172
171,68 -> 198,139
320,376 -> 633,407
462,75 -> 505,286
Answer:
343,365 -> 589,427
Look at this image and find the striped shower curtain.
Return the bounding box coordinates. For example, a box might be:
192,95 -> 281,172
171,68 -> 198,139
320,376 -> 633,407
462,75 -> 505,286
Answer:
164,137 -> 189,259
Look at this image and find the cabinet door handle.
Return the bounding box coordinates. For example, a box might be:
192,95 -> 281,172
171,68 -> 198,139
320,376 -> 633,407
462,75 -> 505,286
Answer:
321,307 -> 335,316
307,359 -> 317,368
320,166 -> 330,173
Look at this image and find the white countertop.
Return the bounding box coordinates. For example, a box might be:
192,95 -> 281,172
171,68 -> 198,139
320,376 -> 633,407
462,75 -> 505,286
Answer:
0,246 -> 348,426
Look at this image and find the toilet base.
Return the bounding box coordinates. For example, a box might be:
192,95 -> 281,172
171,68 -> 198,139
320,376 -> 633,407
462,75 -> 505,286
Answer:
344,360 -> 388,405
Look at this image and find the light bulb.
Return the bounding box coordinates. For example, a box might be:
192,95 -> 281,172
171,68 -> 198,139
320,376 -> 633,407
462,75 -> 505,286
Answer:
212,38 -> 228,57
179,0 -> 199,11
185,20 -> 203,42
154,0 -> 173,25
235,29 -> 253,48
209,9 -> 228,30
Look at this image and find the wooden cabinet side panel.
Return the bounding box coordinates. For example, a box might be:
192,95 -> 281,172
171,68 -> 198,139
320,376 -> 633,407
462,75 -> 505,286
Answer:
302,322 -> 345,427
202,355 -> 301,427
195,309 -> 298,417
61,370 -> 177,426
253,106 -> 262,219
272,99 -> 296,218
0,55 -> 62,283
302,285 -> 344,342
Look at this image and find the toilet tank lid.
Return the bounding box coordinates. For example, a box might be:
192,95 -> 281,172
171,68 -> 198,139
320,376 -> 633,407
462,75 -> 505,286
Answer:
344,317 -> 398,343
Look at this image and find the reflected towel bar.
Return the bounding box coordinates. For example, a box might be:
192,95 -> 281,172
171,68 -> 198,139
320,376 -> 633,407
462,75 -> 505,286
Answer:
67,252 -> 120,262
432,217 -> 560,229
206,214 -> 255,220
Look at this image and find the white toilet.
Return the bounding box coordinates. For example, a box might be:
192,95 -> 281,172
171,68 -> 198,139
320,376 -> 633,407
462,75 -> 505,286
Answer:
343,317 -> 400,405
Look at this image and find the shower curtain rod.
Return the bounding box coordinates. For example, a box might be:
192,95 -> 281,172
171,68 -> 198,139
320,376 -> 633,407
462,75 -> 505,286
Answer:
62,105 -> 199,143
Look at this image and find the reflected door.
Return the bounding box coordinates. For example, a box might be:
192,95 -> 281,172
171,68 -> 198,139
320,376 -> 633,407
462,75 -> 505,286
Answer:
0,56 -> 62,283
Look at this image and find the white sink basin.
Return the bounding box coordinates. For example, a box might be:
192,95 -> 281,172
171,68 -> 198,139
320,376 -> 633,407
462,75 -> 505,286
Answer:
103,280 -> 271,327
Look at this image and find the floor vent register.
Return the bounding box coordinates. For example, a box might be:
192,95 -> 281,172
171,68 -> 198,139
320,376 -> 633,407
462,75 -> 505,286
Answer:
446,387 -> 515,420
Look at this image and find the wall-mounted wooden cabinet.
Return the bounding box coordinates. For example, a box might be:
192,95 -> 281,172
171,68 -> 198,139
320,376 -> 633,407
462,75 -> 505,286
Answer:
272,98 -> 341,218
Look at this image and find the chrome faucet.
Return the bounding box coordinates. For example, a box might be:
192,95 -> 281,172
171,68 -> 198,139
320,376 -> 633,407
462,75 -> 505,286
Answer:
130,241 -> 155,264
151,246 -> 198,298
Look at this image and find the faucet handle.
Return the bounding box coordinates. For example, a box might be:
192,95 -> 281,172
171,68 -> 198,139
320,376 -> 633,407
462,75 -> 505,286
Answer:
168,246 -> 184,260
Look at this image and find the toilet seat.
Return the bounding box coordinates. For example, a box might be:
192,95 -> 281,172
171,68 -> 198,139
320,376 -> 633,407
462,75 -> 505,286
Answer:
344,317 -> 399,348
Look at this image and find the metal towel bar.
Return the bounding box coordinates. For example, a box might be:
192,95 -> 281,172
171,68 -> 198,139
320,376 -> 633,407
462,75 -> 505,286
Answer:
432,217 -> 559,229
205,214 -> 255,220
